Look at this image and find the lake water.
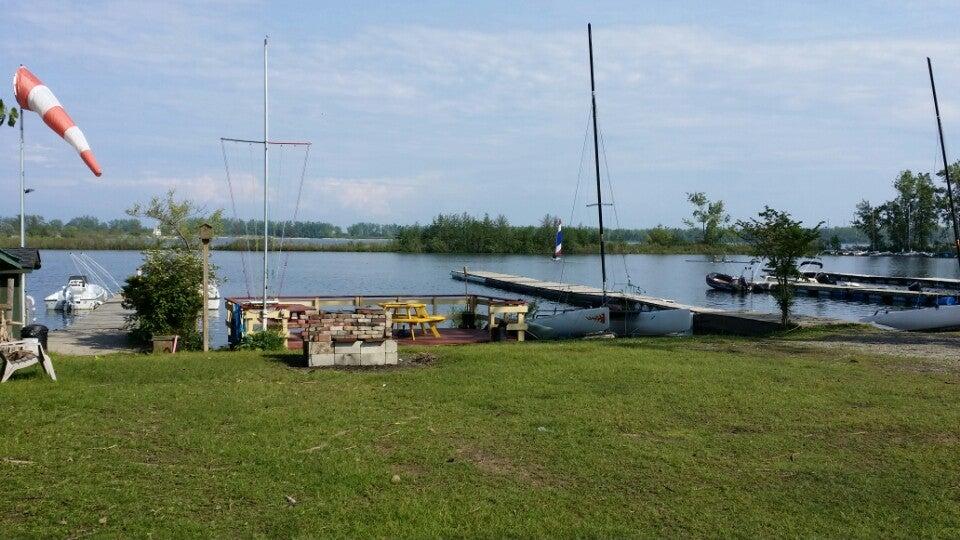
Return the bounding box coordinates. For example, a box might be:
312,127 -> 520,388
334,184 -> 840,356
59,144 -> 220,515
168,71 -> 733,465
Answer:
27,250 -> 960,348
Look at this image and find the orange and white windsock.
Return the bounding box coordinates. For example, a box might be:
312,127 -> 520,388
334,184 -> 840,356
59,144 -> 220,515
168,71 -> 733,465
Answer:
13,66 -> 101,177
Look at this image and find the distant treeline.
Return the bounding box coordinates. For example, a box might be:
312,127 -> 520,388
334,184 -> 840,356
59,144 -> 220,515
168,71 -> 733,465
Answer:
1,213 -> 864,254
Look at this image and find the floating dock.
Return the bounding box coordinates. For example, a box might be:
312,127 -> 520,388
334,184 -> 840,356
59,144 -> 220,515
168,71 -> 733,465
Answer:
802,271 -> 960,292
450,269 -> 845,335
786,279 -> 959,306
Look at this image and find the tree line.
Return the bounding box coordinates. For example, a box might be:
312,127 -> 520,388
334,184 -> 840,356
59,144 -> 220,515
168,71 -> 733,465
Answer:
852,162 -> 960,252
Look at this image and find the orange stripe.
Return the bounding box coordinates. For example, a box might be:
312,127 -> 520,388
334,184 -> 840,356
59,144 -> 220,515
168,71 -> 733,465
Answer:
14,67 -> 43,110
41,106 -> 76,138
80,150 -> 102,177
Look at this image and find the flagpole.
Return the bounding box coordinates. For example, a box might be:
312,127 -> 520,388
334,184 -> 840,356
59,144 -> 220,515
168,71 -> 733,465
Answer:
262,35 -> 270,330
19,107 -> 27,328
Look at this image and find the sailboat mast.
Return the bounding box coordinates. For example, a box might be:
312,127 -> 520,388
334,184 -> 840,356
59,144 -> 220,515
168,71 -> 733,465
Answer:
262,36 -> 270,328
588,23 -> 608,300
928,57 -> 960,270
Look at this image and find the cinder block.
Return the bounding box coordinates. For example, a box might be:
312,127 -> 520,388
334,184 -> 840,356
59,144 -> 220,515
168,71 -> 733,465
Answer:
308,353 -> 335,367
383,340 -> 397,353
335,352 -> 361,366
308,341 -> 333,354
384,351 -> 399,365
360,342 -> 386,366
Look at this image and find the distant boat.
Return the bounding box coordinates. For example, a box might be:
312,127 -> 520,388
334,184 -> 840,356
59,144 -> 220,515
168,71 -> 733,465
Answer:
44,275 -> 108,311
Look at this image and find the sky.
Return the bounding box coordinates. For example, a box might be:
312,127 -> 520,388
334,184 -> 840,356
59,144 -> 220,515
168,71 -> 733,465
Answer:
3,0 -> 960,229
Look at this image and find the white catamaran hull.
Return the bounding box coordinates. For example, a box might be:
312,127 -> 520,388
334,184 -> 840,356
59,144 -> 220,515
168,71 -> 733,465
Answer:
862,304 -> 960,331
528,307 -> 610,339
615,308 -> 693,336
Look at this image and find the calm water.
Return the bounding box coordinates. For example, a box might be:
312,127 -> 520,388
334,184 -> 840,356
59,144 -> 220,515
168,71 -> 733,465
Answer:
27,250 -> 960,347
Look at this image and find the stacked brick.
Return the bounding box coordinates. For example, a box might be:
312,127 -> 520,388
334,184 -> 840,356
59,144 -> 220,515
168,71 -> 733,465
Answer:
302,308 -> 397,367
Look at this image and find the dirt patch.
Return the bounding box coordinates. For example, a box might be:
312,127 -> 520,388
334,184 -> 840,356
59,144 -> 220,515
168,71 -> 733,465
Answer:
787,329 -> 960,372
455,445 -> 552,487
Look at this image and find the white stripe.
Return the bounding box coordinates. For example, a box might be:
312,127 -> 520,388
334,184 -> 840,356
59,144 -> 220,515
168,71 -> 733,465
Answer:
26,85 -> 61,115
63,126 -> 90,153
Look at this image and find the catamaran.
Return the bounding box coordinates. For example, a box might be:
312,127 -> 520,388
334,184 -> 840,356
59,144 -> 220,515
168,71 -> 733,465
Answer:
529,24 -> 692,339
862,58 -> 960,331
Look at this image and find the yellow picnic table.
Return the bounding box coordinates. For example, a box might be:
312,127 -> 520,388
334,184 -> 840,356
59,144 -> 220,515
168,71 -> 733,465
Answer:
379,301 -> 446,340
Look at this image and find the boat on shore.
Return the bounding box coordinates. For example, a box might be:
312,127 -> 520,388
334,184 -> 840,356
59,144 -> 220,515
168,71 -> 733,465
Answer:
863,304 -> 960,331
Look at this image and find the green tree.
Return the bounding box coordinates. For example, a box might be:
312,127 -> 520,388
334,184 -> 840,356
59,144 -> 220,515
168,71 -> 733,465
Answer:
127,190 -> 224,250
645,225 -> 681,247
0,99 -> 19,128
122,249 -> 208,348
737,207 -> 822,327
683,192 -> 730,245
852,200 -> 883,251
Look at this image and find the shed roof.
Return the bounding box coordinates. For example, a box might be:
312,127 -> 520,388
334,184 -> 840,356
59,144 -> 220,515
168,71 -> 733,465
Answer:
0,248 -> 42,270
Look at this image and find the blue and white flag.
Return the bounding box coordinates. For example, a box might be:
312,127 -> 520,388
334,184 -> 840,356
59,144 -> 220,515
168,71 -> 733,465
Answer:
553,220 -> 563,259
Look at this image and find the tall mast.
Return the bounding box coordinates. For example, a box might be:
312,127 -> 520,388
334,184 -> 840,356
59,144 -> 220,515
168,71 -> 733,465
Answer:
928,57 -> 960,270
262,36 -> 270,328
588,23 -> 607,300
19,97 -> 26,327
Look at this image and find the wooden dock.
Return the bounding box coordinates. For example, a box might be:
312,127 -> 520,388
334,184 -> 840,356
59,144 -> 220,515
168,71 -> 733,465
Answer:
47,296 -> 137,356
451,269 -> 713,313
787,280 -> 959,306
451,269 -> 846,335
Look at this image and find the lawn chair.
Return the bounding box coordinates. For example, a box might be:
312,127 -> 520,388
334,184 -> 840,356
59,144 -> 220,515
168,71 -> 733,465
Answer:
0,339 -> 57,382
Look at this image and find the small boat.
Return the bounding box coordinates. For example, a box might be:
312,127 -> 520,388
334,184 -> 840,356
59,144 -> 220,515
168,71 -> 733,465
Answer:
706,272 -> 753,293
44,275 -> 108,311
862,304 -> 960,331
206,283 -> 221,310
527,307 -> 610,339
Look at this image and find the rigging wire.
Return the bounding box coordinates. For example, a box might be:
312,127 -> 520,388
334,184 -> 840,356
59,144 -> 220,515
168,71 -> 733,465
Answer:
277,144 -> 311,295
558,106 -> 595,291
221,139 -> 252,298
598,125 -> 642,294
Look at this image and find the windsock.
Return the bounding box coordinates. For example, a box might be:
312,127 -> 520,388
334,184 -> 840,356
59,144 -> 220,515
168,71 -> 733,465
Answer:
13,66 -> 101,176
553,220 -> 563,259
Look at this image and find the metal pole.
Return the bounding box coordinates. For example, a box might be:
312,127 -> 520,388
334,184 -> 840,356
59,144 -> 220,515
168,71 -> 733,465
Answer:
262,36 -> 270,329
19,107 -> 26,328
202,240 -> 209,352
928,57 -> 960,270
588,23 -> 607,300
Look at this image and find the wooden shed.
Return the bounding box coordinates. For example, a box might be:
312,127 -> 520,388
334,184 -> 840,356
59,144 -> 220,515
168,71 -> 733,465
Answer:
0,248 -> 42,340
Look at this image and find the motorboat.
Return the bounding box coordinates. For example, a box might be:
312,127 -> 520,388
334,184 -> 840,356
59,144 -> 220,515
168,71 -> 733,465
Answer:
44,275 -> 108,311
862,304 -> 960,331
706,272 -> 757,293
206,283 -> 221,310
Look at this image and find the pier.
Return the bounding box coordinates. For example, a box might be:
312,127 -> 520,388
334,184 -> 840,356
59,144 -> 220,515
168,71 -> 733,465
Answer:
787,279 -> 960,306
47,296 -> 136,356
451,269 -> 845,335
803,271 -> 960,292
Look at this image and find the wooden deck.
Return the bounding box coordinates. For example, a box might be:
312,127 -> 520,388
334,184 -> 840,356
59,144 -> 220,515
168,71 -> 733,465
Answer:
47,296 -> 138,356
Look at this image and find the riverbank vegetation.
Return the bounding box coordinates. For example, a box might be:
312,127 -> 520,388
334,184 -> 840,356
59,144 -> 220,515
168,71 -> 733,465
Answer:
3,334 -> 958,536
853,161 -> 960,252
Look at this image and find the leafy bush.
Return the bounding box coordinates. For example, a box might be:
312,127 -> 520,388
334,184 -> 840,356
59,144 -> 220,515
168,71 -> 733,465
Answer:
236,330 -> 286,351
122,249 -> 208,349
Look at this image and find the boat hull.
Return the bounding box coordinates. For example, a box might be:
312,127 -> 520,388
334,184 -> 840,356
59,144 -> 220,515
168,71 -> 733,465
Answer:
613,308 -> 693,336
862,304 -> 960,331
527,307 -> 610,339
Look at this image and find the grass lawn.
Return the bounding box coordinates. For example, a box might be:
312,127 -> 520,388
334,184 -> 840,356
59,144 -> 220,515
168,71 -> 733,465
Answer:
2,336 -> 959,537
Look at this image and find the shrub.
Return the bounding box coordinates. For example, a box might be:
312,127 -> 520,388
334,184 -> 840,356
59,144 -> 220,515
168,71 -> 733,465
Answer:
236,330 -> 286,351
122,249 -> 208,349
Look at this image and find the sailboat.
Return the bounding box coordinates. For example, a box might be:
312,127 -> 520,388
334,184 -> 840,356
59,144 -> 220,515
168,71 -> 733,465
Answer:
529,24 -> 692,339
863,58 -> 960,331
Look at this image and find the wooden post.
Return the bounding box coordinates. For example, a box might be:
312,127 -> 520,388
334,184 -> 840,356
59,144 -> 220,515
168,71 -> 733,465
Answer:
199,223 -> 214,352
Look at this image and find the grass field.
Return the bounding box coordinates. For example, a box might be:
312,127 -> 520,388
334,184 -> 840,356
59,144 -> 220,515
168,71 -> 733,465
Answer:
2,336 -> 959,537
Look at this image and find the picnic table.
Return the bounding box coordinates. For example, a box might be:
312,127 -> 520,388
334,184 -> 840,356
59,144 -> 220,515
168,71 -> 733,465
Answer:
379,301 -> 446,340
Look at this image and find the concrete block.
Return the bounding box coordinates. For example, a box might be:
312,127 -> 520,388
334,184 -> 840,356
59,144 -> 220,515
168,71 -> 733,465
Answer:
385,351 -> 399,365
383,340 -> 397,353
308,353 -> 335,367
360,342 -> 386,366
308,341 -> 333,354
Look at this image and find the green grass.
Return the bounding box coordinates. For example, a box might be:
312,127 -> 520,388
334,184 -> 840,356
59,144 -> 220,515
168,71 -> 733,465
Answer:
2,338 -> 958,537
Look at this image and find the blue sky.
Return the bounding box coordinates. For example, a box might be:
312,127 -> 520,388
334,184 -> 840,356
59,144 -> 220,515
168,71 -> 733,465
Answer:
3,0 -> 960,228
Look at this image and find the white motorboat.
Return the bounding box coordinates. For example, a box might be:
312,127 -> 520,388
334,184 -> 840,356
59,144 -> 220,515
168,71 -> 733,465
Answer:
862,304 -> 960,331
206,283 -> 221,310
44,275 -> 108,311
